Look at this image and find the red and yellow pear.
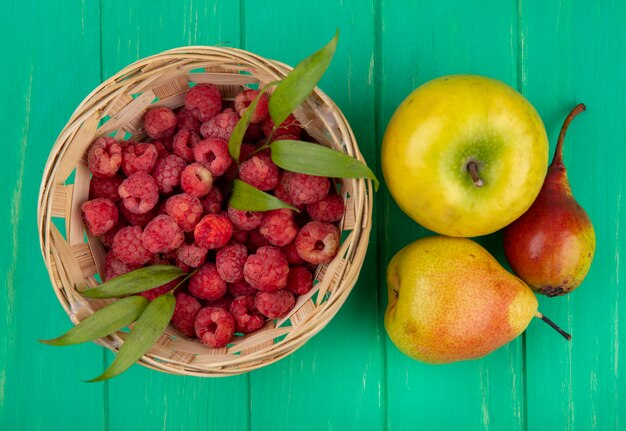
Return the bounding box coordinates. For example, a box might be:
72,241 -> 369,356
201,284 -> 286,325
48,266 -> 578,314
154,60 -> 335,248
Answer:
384,236 -> 569,364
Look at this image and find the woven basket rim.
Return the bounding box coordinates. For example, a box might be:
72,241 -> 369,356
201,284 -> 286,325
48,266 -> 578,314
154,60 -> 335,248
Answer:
37,45 -> 374,377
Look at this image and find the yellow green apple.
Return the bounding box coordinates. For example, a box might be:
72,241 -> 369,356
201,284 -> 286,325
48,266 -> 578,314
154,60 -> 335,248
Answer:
382,75 -> 549,237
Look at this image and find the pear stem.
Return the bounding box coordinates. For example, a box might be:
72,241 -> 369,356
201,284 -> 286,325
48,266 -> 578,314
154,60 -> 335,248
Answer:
467,161 -> 483,187
535,312 -> 572,341
552,103 -> 586,168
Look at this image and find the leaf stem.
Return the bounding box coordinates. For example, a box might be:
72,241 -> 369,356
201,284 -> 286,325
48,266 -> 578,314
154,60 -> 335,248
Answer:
245,141 -> 272,161
172,267 -> 200,293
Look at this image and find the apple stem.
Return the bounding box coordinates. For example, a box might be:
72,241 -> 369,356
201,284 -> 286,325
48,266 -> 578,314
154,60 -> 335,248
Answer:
552,103 -> 586,168
467,161 -> 484,187
535,311 -> 572,341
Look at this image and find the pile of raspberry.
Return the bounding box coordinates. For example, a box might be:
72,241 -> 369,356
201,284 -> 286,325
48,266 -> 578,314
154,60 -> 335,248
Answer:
81,84 -> 346,349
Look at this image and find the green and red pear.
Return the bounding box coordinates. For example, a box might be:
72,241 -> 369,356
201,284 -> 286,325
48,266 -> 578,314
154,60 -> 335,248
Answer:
503,104 -> 595,296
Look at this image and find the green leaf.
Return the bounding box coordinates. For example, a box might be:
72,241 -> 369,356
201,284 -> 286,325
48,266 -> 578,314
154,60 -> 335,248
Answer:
82,265 -> 185,299
229,179 -> 298,212
228,83 -> 278,162
86,293 -> 176,382
40,296 -> 149,346
268,31 -> 339,129
270,140 -> 379,190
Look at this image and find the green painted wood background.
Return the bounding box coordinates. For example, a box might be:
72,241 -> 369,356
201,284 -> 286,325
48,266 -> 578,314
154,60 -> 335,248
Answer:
1,0 -> 624,429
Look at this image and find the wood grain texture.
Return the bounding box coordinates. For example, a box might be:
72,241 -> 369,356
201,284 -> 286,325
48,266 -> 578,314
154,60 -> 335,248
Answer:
379,1 -> 525,429
521,1 -> 626,429
1,0 -> 625,429
243,1 -> 384,429
0,1 -> 106,429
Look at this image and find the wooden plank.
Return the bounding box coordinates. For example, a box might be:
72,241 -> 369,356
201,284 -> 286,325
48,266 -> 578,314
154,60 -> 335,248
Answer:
0,1 -> 105,429
379,1 -> 525,429
521,1 -> 626,429
243,1 -> 384,429
99,2 -> 250,430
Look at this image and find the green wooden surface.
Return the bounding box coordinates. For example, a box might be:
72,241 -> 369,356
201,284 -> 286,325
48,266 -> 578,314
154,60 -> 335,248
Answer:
1,0 -> 624,429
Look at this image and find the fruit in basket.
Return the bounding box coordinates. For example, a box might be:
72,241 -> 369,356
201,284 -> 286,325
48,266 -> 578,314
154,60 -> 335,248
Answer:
42,33 -> 380,380
384,236 -> 570,364
381,75 -> 548,237
503,104 -> 595,296
82,85 -> 351,348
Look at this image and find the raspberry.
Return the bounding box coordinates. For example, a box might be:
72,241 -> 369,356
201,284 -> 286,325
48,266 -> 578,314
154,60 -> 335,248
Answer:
228,280 -> 257,297
243,246 -> 289,291
227,206 -> 263,231
194,214 -> 233,249
121,143 -> 158,176
280,241 -> 306,265
142,215 -> 184,253
244,122 -> 264,142
234,90 -> 269,124
172,292 -> 202,337
295,221 -> 340,264
176,260 -> 192,273
200,186 -> 223,214
231,227 -> 249,244
193,138 -> 232,176
144,107 -> 177,139
100,218 -> 128,248
185,84 -> 222,122
216,244 -> 247,283
262,114 -> 302,139
118,201 -> 159,228
81,198 -> 119,236
89,175 -> 123,202
153,135 -> 174,150
239,152 -> 279,191
222,161 -> 240,183
200,108 -> 239,141
176,242 -> 208,268
149,254 -> 170,266
152,154 -> 186,194
259,209 -> 298,246
118,172 -> 159,214
283,172 -> 330,205
112,226 -> 152,266
239,143 -> 258,161
153,141 -> 171,159
194,307 -> 235,348
173,128 -> 202,163
139,279 -> 178,301
255,290 -> 295,319
203,294 -> 234,311
180,163 -> 213,198
88,137 -> 123,178
286,266 -> 314,295
273,175 -> 298,207
271,134 -> 300,143
189,263 -> 227,300
247,228 -> 270,252
104,251 -> 139,281
176,107 -> 201,131
157,199 -> 169,215
230,296 -> 264,333
165,193 -> 203,232
307,194 -> 345,222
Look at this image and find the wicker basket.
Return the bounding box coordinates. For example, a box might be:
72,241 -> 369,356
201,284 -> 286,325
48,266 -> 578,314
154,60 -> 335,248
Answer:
37,46 -> 373,377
